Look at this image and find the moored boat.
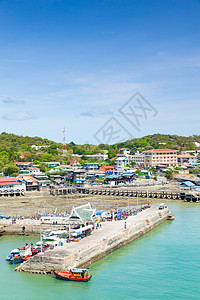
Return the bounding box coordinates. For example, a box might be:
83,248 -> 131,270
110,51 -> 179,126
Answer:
54,268 -> 92,282
6,248 -> 20,261
10,255 -> 24,264
167,214 -> 175,220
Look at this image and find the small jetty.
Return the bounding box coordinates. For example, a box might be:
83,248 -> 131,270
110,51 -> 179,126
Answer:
16,206 -> 171,274
49,186 -> 200,202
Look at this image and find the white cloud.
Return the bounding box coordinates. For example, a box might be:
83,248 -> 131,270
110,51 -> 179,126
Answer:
1,111 -> 36,121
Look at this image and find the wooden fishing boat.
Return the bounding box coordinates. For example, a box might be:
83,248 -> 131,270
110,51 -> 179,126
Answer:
10,255 -> 23,264
167,214 -> 175,220
6,249 -> 20,261
54,268 -> 92,282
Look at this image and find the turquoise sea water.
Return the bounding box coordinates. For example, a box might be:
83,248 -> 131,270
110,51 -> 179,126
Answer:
0,202 -> 200,300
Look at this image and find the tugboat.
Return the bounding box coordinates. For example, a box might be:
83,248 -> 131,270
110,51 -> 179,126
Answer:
54,268 -> 92,282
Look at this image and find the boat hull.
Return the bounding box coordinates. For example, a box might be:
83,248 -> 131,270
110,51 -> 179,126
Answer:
10,259 -> 23,264
54,271 -> 92,282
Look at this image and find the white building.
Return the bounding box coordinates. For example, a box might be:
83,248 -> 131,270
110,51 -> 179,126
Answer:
129,152 -> 145,165
119,148 -> 130,156
115,156 -> 129,168
31,145 -> 48,150
177,154 -> 198,165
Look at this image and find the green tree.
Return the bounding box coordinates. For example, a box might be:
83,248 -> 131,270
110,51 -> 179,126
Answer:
4,164 -> 19,176
165,169 -> 173,180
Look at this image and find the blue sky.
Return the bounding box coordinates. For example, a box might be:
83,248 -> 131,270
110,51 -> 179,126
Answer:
0,0 -> 199,144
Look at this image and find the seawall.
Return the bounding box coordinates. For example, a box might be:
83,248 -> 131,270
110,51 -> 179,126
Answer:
16,207 -> 170,274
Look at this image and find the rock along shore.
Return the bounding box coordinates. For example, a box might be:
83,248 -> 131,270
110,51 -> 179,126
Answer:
16,206 -> 170,274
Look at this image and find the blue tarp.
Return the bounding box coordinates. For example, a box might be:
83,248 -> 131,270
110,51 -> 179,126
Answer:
117,211 -> 122,219
105,174 -> 120,179
122,172 -> 134,176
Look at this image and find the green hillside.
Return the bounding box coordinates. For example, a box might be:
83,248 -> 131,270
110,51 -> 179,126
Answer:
0,132 -> 199,170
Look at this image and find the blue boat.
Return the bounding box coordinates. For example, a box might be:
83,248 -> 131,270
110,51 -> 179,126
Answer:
10,256 -> 23,264
6,249 -> 20,261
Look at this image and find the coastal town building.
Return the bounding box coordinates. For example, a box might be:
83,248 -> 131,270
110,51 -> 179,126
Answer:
84,163 -> 99,171
129,152 -> 145,165
115,156 -> 129,168
15,162 -> 33,169
18,176 -> 39,191
44,162 -> 60,168
177,154 -> 198,165
119,148 -> 130,156
72,169 -> 86,187
70,160 -> 81,169
0,177 -> 26,195
144,149 -> 178,167
181,150 -> 200,156
31,145 -> 48,150
100,166 -> 114,174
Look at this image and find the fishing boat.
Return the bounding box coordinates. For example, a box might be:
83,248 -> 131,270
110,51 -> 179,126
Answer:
10,255 -> 24,264
54,268 -> 92,282
11,243 -> 32,264
167,214 -> 175,220
6,248 -> 20,261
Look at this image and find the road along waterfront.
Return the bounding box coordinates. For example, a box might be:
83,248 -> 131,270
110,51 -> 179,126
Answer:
1,202 -> 200,299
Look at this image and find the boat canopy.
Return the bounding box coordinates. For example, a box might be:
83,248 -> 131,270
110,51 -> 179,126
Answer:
11,249 -> 20,254
71,268 -> 89,273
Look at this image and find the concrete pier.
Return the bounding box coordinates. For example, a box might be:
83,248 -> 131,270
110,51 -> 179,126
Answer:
16,207 -> 170,274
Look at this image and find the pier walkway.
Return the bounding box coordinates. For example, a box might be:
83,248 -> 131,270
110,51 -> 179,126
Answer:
49,186 -> 200,202
16,206 -> 170,274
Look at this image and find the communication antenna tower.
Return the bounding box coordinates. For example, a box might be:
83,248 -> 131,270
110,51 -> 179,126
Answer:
63,127 -> 67,154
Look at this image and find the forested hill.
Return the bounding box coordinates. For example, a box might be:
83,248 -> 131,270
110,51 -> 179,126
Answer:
114,134 -> 200,152
0,132 -> 199,166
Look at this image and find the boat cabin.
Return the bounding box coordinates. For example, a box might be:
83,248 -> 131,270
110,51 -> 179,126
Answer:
70,268 -> 89,279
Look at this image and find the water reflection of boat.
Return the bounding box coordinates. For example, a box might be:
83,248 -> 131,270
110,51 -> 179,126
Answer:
54,268 -> 92,282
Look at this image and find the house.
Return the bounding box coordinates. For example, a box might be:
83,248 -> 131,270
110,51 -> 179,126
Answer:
68,203 -> 96,223
31,145 -> 48,150
15,162 -> 33,169
72,169 -> 86,187
115,156 -> 129,168
144,149 -> 177,167
119,148 -> 130,156
100,166 -> 114,174
70,160 -> 81,169
44,162 -> 60,168
83,153 -> 108,160
84,163 -> 99,171
18,176 -> 39,191
180,181 -> 195,190
177,154 -> 198,165
26,167 -> 40,175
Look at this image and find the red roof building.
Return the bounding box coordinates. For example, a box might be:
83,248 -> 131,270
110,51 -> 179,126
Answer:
0,177 -> 21,186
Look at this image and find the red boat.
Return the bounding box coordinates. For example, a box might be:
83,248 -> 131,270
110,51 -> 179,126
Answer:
54,268 -> 92,282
